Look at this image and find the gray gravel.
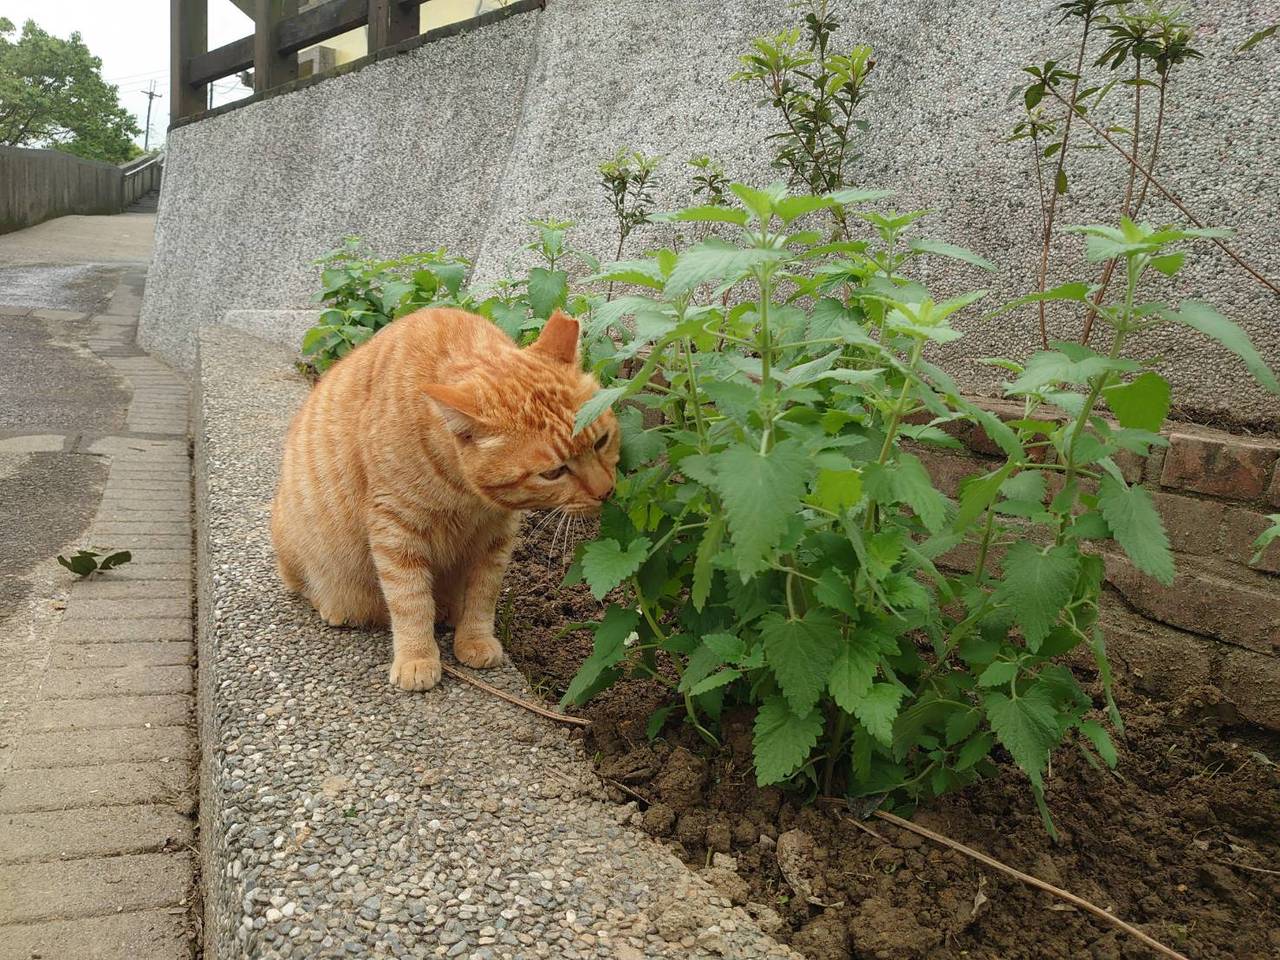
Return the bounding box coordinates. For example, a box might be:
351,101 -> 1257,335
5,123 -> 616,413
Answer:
196,323 -> 800,959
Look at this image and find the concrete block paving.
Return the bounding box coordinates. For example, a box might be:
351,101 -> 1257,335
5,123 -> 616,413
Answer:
0,277 -> 197,959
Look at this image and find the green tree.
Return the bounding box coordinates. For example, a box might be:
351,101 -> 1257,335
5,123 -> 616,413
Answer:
0,17 -> 141,164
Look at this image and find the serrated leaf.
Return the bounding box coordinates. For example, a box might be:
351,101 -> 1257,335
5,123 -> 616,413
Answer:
761,611 -> 842,716
1097,475 -> 1173,585
527,267 -> 568,319
909,238 -> 997,272
692,515 -> 725,611
812,467 -> 862,512
690,669 -> 742,696
1166,301 -> 1279,395
753,696 -> 823,785
645,704 -> 674,740
853,683 -> 904,747
995,542 -> 1079,650
574,386 -> 628,435
945,708 -> 981,746
560,605 -> 640,705
616,407 -> 663,471
665,239 -> 786,295
1078,719 -> 1118,768
864,453 -> 948,533
703,632 -> 744,662
1103,371 -> 1170,432
710,440 -> 809,577
956,731 -> 995,770
828,645 -> 878,713
580,537 -> 651,600
984,689 -> 1060,787
813,568 -> 858,617
97,550 -> 132,571
1239,23 -> 1278,52
978,660 -> 1019,687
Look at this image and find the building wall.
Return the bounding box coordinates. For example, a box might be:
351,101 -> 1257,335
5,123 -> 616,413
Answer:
141,0 -> 1280,425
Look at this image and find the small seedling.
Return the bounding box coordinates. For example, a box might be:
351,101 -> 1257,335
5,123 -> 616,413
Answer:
57,549 -> 132,577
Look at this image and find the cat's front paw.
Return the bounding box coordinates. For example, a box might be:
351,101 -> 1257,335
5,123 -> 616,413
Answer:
389,654 -> 442,691
453,632 -> 504,669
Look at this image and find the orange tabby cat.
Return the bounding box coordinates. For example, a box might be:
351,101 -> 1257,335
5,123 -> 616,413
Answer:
271,307 -> 619,691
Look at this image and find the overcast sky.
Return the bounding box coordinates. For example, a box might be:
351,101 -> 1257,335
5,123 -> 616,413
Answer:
5,1 -> 257,149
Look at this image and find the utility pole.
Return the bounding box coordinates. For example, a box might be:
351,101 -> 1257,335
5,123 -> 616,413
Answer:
142,80 -> 163,151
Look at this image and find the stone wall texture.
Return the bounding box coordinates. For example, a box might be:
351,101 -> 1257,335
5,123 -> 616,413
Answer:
141,0 -> 1280,426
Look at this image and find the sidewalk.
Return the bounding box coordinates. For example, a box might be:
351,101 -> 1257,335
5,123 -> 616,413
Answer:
0,210 -> 199,959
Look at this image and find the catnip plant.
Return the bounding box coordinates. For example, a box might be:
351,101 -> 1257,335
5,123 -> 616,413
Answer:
560,182 -> 1279,830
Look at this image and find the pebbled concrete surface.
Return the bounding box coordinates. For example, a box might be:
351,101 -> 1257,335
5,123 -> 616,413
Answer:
143,0 -> 1280,425
196,322 -> 799,959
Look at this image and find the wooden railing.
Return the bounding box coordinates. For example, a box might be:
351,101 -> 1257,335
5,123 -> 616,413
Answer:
170,0 -> 540,125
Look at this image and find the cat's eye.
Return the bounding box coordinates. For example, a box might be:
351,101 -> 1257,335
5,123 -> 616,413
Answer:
594,431 -> 610,451
541,465 -> 568,480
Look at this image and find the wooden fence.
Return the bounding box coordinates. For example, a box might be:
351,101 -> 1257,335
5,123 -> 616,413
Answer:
170,0 -> 543,126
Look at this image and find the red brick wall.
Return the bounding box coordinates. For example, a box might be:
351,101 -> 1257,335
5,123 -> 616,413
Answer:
913,401 -> 1280,731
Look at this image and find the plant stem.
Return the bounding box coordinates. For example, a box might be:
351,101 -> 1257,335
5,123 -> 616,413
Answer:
1044,84 -> 1280,298
822,707 -> 849,795
1035,14 -> 1094,350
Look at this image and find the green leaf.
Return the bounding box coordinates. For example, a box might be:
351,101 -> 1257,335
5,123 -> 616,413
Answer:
1078,720 -> 1118,768
580,537 -> 651,600
692,516 -> 725,611
560,605 -> 640,705
828,645 -> 878,713
852,683 -> 904,747
945,708 -> 981,746
753,696 -> 823,785
616,407 -> 663,471
1238,23 -> 1278,52
527,267 -> 568,319
729,182 -> 785,222
1097,475 -> 1174,585
97,550 -> 132,571
984,689 -> 1060,788
978,660 -> 1020,687
812,467 -> 862,512
761,611 -> 843,716
710,440 -> 809,578
864,453 -> 948,533
909,238 -> 997,272
1055,168 -> 1068,195
1103,371 -> 1170,432
665,238 -> 786,295
645,705 -> 674,740
813,568 -> 858,617
690,669 -> 742,696
574,386 -> 628,435
1166,301 -> 1279,395
955,731 -> 994,770
995,542 -> 1079,650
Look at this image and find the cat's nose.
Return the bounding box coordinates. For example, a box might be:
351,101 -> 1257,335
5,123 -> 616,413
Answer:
594,481 -> 614,502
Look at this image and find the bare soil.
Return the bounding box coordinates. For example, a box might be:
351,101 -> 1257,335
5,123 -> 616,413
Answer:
503,517 -> 1280,960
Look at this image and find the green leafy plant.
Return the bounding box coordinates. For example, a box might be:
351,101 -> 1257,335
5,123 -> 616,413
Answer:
57,548 -> 131,577
1253,516 -> 1280,565
301,223 -> 604,373
599,148 -> 661,266
732,1 -> 873,236
559,182 -> 1278,832
689,154 -> 730,207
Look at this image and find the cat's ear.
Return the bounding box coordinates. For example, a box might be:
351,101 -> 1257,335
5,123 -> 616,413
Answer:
527,309 -> 580,365
423,383 -> 484,439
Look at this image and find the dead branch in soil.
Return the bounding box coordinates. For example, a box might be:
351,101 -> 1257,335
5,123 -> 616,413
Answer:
864,806 -> 1191,960
1215,859 -> 1280,877
441,663 -> 590,727
605,777 -> 654,806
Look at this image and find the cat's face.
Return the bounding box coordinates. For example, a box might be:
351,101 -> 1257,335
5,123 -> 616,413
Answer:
424,311 -> 621,513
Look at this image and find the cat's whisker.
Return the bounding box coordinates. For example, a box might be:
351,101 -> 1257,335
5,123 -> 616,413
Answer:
528,507 -> 561,538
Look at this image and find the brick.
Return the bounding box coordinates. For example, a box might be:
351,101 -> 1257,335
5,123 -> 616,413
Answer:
64,597 -> 190,621
70,579 -> 190,600
1221,507 -> 1280,574
58,618 -> 190,643
1219,647 -> 1280,731
52,642 -> 192,670
914,447 -> 988,498
1270,465 -> 1280,507
38,665 -> 192,699
1151,491 -> 1224,556
1104,556 -> 1280,655
1099,609 -> 1214,699
1159,429 -> 1280,500
26,695 -> 192,732
0,910 -> 192,960
11,726 -> 192,769
0,853 -> 190,923
0,805 -> 192,863
0,762 -> 190,813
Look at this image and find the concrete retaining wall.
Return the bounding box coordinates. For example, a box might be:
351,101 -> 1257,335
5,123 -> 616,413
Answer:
141,0 -> 1280,424
0,147 -> 162,234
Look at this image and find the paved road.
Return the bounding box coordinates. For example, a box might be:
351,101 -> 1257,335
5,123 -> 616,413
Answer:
0,203 -> 200,959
